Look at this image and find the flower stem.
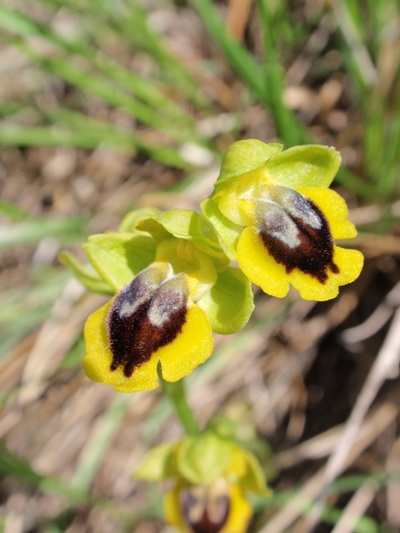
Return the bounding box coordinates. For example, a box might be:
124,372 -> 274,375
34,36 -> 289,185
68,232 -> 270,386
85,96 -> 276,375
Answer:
161,376 -> 200,435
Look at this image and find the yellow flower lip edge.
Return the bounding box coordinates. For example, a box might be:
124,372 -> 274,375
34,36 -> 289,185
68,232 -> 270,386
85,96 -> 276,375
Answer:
235,185 -> 363,301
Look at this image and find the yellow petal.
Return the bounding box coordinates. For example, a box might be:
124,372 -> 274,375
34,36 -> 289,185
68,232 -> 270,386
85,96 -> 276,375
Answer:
164,481 -> 190,533
227,447 -> 248,479
236,227 -> 290,298
298,187 -> 357,239
289,246 -> 364,301
237,228 -> 363,302
159,304 -> 214,382
83,302 -> 159,393
222,483 -> 252,533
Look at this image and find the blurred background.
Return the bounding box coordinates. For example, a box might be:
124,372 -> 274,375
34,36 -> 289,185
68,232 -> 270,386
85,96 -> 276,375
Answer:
1,0 -> 400,531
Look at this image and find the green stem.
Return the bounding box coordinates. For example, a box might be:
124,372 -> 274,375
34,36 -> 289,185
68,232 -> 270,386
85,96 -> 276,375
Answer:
161,376 -> 200,435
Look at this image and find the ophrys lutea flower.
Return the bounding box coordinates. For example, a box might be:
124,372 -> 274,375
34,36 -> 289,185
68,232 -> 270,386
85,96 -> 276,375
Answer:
79,209 -> 254,392
135,431 -> 270,533
201,140 -> 363,301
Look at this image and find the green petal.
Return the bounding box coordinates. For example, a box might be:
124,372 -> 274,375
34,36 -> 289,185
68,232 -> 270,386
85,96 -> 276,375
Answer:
240,448 -> 269,496
200,199 -> 241,261
58,250 -> 113,295
216,139 -> 283,185
119,207 -> 161,233
267,145 -> 341,189
84,232 -> 156,292
194,242 -> 230,272
177,433 -> 233,485
139,209 -> 230,271
198,267 -> 254,335
134,441 -> 179,481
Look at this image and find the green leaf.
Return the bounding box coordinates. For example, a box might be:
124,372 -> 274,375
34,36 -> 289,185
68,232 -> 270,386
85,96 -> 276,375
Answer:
60,335 -> 86,370
0,200 -> 28,221
266,145 -> 341,189
134,441 -> 178,482
0,439 -> 85,503
0,122 -> 187,167
84,233 -> 156,291
58,251 -> 113,295
198,267 -> 254,335
72,395 -> 131,492
216,140 -> 283,185
0,6 -> 39,35
177,432 -> 233,485
200,199 -> 241,261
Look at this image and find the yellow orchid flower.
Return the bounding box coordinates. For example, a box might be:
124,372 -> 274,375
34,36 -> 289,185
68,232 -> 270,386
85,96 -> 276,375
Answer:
231,181 -> 363,301
78,205 -> 255,393
83,239 -> 217,393
135,432 -> 270,533
203,141 -> 364,302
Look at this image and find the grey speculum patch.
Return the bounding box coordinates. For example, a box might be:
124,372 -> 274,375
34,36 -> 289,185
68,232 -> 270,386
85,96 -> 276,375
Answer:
180,486 -> 230,533
260,197 -> 339,283
107,277 -> 187,377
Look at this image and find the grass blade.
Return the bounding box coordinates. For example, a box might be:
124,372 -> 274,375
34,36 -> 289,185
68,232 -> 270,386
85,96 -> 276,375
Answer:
0,216 -> 87,249
72,394 -> 131,491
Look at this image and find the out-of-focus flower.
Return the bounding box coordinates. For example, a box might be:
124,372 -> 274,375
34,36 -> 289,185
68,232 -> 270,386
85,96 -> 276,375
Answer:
201,140 -> 363,301
135,431 -> 270,533
72,209 -> 254,393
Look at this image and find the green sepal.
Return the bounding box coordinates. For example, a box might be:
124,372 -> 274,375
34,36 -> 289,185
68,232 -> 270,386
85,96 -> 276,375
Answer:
216,140 -> 283,186
134,441 -> 178,482
266,145 -> 341,189
177,432 -> 233,485
198,267 -> 254,335
137,209 -> 195,241
200,199 -> 241,261
138,209 -> 230,271
240,448 -> 269,496
119,207 -> 161,233
58,251 -> 114,295
84,232 -> 156,292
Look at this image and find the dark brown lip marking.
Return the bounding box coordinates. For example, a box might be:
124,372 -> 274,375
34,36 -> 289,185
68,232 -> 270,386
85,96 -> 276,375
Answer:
260,197 -> 339,283
107,276 -> 187,378
180,485 -> 230,533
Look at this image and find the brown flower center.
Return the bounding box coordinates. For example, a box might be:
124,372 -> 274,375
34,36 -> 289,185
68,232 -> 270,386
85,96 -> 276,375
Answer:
107,275 -> 187,377
259,188 -> 339,283
180,480 -> 231,533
